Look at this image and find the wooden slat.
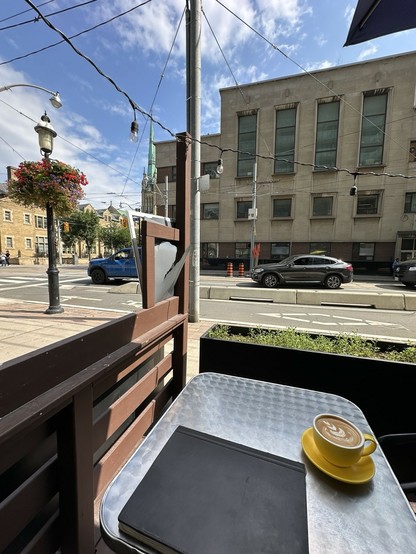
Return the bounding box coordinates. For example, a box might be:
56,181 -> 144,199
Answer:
0,422 -> 56,476
0,457 -> 57,552
93,367 -> 158,451
93,337 -> 171,401
93,401 -> 155,498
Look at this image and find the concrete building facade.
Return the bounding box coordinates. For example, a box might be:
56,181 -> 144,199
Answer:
156,50 -> 416,274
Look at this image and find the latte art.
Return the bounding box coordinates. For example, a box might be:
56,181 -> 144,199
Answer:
316,416 -> 361,447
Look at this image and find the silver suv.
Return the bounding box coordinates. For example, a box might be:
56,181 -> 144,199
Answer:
251,255 -> 354,289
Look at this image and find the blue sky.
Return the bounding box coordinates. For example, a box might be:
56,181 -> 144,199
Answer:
1,0 -> 416,209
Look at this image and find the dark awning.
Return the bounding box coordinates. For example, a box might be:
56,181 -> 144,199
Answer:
344,0 -> 416,46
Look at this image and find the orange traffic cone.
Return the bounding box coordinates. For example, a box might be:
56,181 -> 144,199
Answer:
226,262 -> 233,277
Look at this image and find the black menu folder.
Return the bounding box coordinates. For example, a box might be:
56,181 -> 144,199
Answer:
118,425 -> 309,553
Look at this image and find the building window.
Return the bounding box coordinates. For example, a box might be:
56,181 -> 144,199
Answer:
201,242 -> 218,258
35,215 -> 47,228
202,162 -> 219,179
156,166 -> 176,183
236,200 -> 251,219
359,91 -> 388,167
272,198 -> 292,218
271,242 -> 290,260
35,236 -> 48,256
4,210 -> 11,221
315,101 -> 339,167
25,238 -> 32,249
24,213 -> 31,224
404,192 -> 416,213
237,113 -> 257,177
310,242 -> 331,255
274,107 -> 296,174
356,193 -> 380,215
312,196 -> 333,217
353,242 -> 375,260
202,203 -> 219,219
235,242 -> 250,258
6,237 -> 13,248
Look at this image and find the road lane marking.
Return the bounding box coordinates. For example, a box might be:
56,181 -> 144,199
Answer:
258,312 -> 404,328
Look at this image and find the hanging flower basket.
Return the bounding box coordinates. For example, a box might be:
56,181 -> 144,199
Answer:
8,159 -> 88,217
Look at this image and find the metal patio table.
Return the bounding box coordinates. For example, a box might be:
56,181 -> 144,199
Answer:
100,372 -> 416,553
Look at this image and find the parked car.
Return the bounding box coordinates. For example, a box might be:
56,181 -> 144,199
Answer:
87,247 -> 140,284
394,258 -> 416,287
250,254 -> 353,289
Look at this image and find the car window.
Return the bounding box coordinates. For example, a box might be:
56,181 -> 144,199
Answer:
294,257 -> 309,265
316,257 -> 335,265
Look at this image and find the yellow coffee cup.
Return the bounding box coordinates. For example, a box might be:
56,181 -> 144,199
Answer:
313,413 -> 377,467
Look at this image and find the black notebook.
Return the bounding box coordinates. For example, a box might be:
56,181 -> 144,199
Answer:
118,425 -> 309,553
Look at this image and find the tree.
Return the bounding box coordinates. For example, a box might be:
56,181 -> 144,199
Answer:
99,226 -> 131,253
65,210 -> 100,260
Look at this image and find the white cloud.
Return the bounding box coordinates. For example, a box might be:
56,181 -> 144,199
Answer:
357,45 -> 378,61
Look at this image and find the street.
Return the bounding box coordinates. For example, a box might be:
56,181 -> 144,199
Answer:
1,265 -> 416,342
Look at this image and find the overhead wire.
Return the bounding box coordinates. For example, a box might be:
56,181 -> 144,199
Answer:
21,0 -> 177,141
0,0 -> 98,31
2,0 -> 414,190
1,1 -> 152,68
120,5 -> 186,196
0,96 -> 142,187
0,0 -> 57,24
214,0 -> 413,174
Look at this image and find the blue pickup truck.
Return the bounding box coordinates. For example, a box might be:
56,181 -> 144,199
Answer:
87,247 -> 141,284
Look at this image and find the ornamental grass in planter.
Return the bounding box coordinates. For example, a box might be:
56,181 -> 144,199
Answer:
199,324 -> 416,437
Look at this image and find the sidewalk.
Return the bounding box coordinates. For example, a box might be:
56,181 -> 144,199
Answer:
0,298 -> 213,380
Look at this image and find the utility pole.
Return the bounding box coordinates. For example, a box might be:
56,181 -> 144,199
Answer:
164,176 -> 169,217
249,162 -> 258,272
188,0 -> 201,322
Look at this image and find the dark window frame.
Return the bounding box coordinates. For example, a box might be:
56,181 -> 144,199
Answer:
272,197 -> 292,218
237,113 -> 257,177
359,91 -> 388,167
274,106 -> 297,174
315,101 -> 340,168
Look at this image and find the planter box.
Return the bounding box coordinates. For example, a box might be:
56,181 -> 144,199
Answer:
199,324 -> 415,437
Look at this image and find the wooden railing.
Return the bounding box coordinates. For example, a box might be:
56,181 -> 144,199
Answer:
0,133 -> 191,553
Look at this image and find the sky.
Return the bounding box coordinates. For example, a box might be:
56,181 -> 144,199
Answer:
0,0 -> 416,210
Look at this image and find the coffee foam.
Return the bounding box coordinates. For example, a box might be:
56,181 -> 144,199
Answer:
316,416 -> 361,447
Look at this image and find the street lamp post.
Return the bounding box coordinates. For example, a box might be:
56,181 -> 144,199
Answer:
0,83 -> 62,108
35,113 -> 64,314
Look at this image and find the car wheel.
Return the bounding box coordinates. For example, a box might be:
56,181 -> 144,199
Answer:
324,274 -> 342,289
261,273 -> 279,288
90,268 -> 107,285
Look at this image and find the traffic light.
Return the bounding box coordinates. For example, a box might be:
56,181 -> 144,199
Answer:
63,221 -> 70,232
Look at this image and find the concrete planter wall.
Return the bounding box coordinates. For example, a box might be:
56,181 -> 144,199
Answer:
199,324 -> 415,437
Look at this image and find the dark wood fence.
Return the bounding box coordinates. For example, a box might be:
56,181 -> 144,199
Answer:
0,133 -> 191,553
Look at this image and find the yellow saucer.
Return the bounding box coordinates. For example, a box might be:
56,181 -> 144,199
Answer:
301,427 -> 375,484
